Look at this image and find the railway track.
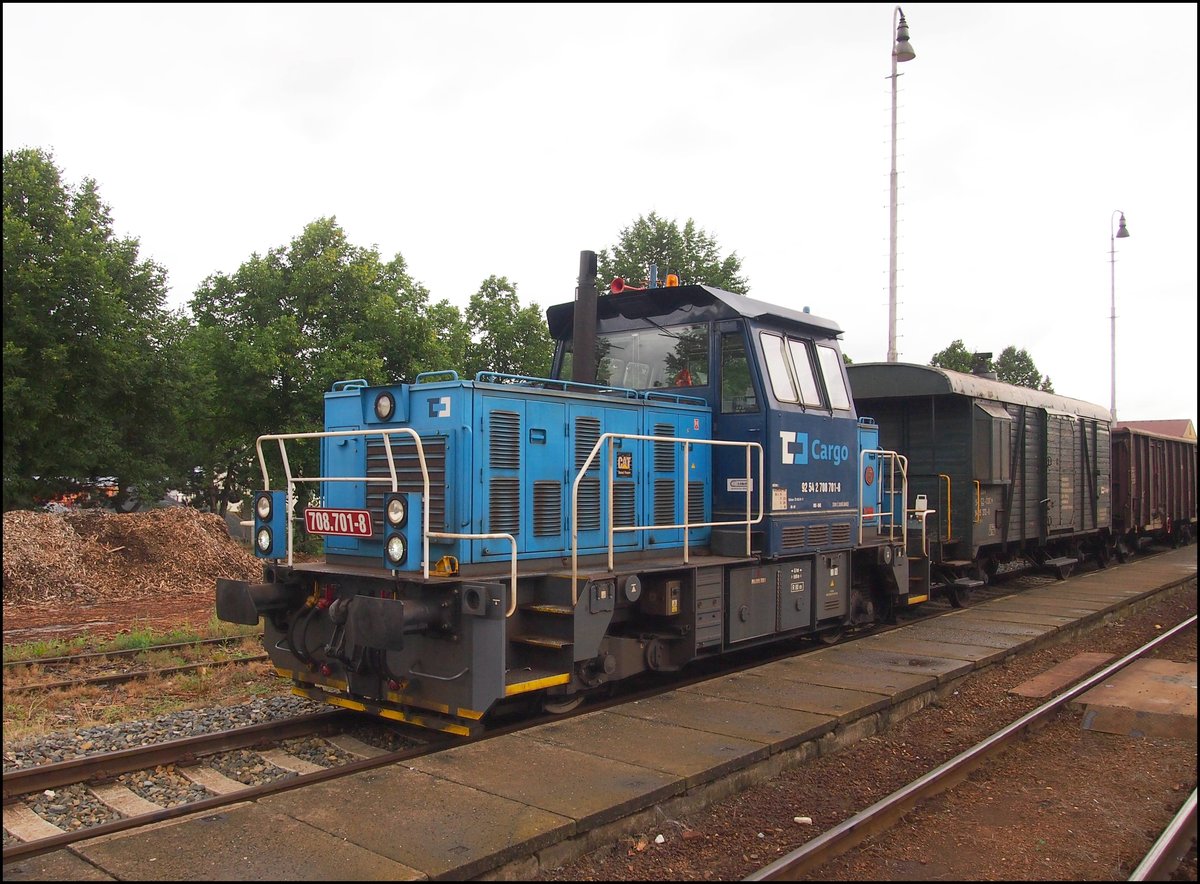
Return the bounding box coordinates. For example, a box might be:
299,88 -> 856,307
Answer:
745,613 -> 1198,881
3,633 -> 267,695
1,710 -> 441,863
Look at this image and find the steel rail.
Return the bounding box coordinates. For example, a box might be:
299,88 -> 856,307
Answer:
745,613 -> 1198,881
1128,788 -> 1198,881
2,653 -> 269,695
3,633 -> 264,669
2,710 -> 349,800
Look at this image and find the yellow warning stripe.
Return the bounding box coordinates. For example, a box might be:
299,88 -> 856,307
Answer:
505,672 -> 571,697
907,594 -> 929,605
293,686 -> 473,736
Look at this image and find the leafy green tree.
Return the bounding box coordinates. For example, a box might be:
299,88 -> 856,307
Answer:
929,340 -> 1053,391
463,276 -> 553,379
3,148 -> 188,509
929,339 -> 977,373
996,345 -> 1054,392
597,212 -> 748,294
187,218 -> 444,509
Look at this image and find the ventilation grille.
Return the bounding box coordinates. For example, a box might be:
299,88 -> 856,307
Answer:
490,410 -> 521,470
807,525 -> 829,547
688,483 -> 705,525
575,416 -> 600,470
782,526 -> 805,548
613,483 -> 636,527
832,523 -> 851,546
366,437 -> 446,533
654,423 -> 675,472
577,478 -> 601,531
654,479 -> 675,525
489,477 -> 520,534
533,480 -> 561,537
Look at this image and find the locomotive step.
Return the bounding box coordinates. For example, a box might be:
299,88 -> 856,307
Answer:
511,634 -> 574,650
520,603 -> 574,616
952,577 -> 986,589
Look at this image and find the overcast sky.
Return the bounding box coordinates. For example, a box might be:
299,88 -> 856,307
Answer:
4,3 -> 1196,426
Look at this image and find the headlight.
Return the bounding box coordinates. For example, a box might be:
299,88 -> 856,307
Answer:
256,527 -> 273,553
386,534 -> 407,564
256,494 -> 272,520
386,497 -> 406,526
374,392 -> 396,421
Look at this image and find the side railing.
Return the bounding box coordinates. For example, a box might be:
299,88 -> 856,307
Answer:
254,428 -> 520,616
858,448 -> 909,549
570,434 -> 764,605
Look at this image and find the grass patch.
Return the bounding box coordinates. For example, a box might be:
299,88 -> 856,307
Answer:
4,617 -> 262,664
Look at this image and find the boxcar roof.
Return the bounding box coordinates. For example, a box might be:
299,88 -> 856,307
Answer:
846,362 -> 1111,422
546,284 -> 843,340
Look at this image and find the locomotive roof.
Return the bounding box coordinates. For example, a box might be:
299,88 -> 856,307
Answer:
545,284 -> 843,340
846,362 -> 1112,422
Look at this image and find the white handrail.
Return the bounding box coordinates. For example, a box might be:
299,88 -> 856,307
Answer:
256,428 -> 430,569
570,433 -> 764,605
858,447 -> 908,549
255,428 -> 525,616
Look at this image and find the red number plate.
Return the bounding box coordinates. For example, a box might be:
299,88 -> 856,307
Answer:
304,508 -> 374,537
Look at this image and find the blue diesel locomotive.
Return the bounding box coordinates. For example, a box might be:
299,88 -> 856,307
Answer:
216,252 -> 943,735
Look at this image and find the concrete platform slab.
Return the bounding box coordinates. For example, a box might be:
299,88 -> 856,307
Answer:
409,734 -> 683,833
852,634 -> 1009,668
608,690 -> 835,754
260,761 -> 572,879
1010,652 -> 1115,698
77,803 -> 423,880
823,644 -> 975,684
682,669 -> 888,721
1076,659 -> 1198,739
900,622 -> 1033,651
525,710 -> 768,788
935,613 -> 1053,640
963,609 -> 1076,628
765,655 -> 936,703
980,598 -> 1107,619
2,848 -> 115,881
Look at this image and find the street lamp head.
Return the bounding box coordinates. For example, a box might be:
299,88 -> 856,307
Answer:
1116,213 -> 1130,238
894,8 -> 916,62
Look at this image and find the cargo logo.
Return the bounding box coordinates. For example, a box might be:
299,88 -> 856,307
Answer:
428,397 -> 451,419
779,431 -> 808,465
780,431 -> 850,466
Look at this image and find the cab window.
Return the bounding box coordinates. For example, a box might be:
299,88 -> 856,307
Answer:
817,345 -> 852,410
721,332 -> 759,413
787,338 -> 823,407
760,332 -> 796,403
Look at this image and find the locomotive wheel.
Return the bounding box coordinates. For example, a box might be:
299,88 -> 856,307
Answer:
947,584 -> 970,608
542,693 -> 584,714
817,629 -> 844,645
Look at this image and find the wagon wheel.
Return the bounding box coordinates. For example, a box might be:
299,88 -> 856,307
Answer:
817,628 -> 844,645
542,693 -> 584,715
947,583 -> 970,608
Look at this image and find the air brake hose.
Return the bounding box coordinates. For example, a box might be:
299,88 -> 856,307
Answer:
288,599 -> 319,667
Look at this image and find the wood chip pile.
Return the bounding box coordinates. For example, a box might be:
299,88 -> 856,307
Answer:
2,508 -> 262,607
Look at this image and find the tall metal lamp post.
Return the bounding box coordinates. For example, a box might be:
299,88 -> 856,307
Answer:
887,7 -> 916,363
1109,210 -> 1130,420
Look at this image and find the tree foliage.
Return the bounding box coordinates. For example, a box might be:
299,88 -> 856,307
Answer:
929,339 -> 1053,392
3,148 -> 188,509
597,212 -> 748,294
186,217 -> 448,509
463,276 -> 552,379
